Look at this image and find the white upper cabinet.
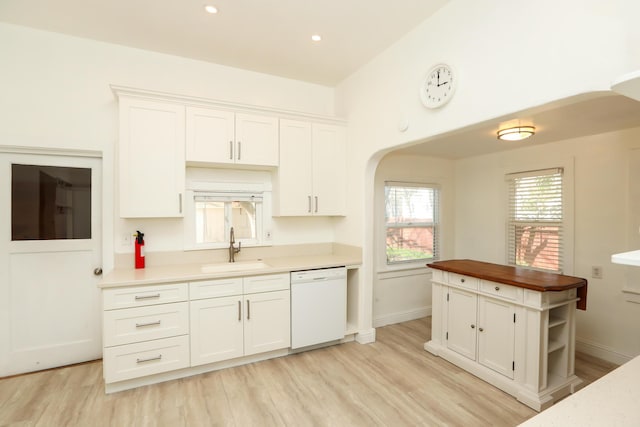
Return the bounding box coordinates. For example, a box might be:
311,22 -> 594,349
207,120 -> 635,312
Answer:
312,123 -> 347,216
118,97 -> 185,218
186,107 -> 278,167
275,119 -> 346,216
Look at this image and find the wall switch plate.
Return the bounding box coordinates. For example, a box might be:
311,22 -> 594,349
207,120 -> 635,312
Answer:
591,266 -> 603,279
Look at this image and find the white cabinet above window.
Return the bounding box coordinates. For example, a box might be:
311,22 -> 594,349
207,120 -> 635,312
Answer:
186,107 -> 278,167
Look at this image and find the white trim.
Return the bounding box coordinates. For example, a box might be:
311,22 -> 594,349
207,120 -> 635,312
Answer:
377,267 -> 431,279
575,337 -> 631,366
373,307 -> 432,327
110,85 -> 346,125
355,328 -> 376,344
0,145 -> 102,158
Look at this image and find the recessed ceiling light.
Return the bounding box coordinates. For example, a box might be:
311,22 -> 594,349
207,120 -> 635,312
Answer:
204,5 -> 218,14
311,34 -> 322,42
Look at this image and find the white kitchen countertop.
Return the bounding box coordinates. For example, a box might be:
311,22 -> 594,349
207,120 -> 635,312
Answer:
100,253 -> 362,288
611,250 -> 640,267
519,355 -> 640,426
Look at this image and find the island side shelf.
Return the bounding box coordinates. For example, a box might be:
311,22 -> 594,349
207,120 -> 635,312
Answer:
424,259 -> 587,412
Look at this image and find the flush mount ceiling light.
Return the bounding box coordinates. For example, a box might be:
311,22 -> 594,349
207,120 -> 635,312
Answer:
497,126 -> 536,141
311,34 -> 322,42
204,5 -> 218,14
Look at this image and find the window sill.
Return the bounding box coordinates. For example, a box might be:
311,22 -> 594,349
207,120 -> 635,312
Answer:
377,261 -> 432,279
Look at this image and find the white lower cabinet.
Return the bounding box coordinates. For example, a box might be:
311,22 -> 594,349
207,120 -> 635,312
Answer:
102,283 -> 190,384
190,295 -> 244,365
103,273 -> 291,391
103,336 -> 190,383
189,273 -> 290,367
446,288 -> 515,378
477,296 -> 516,379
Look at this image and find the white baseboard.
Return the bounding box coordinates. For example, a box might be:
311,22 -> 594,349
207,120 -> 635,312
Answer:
576,337 -> 633,366
373,307 -> 432,328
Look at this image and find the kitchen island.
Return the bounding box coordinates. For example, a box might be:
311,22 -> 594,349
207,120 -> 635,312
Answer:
425,259 -> 587,411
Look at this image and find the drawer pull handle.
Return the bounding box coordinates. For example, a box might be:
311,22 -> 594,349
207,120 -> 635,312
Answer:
135,320 -> 161,328
136,355 -> 162,364
238,300 -> 241,321
460,278 -> 465,283
495,286 -> 500,291
134,294 -> 160,301
247,299 -> 250,320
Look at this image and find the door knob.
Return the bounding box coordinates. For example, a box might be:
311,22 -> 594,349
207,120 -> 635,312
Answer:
94,268 -> 103,276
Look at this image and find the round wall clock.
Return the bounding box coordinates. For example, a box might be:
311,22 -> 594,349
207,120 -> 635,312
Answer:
420,64 -> 456,109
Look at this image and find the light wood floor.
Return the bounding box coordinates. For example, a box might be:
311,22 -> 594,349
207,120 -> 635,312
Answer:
0,317 -> 617,427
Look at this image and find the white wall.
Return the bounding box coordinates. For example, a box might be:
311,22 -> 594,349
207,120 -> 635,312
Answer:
373,153 -> 454,326
336,0 -> 640,356
454,127 -> 640,362
0,23 -> 338,270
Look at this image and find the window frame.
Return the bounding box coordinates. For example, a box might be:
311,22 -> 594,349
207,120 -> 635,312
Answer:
183,179 -> 272,251
505,167 -> 567,273
384,181 -> 440,266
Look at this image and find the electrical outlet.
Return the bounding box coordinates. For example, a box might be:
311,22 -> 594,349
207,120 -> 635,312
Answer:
265,230 -> 272,239
591,266 -> 603,279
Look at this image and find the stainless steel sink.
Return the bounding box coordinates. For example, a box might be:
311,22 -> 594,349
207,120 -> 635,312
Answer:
200,261 -> 269,273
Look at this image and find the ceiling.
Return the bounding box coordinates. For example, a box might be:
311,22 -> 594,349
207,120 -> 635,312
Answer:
394,93 -> 640,159
3,1 -> 639,158
0,0 -> 449,86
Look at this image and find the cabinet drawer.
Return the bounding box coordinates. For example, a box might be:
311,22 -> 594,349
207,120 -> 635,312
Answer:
103,302 -> 189,347
431,269 -> 447,283
480,280 -> 522,302
190,277 -> 243,300
103,335 -> 189,383
449,273 -> 479,290
243,273 -> 290,294
103,283 -> 188,310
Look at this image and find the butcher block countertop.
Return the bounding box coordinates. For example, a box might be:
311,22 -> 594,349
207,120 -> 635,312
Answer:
427,259 -> 588,310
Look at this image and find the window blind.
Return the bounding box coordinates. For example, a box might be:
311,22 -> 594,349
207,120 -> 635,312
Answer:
384,182 -> 440,263
506,168 -> 563,272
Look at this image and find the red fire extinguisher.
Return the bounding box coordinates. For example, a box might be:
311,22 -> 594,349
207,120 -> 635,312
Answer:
134,230 -> 145,269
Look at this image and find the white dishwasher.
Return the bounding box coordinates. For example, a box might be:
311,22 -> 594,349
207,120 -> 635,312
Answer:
290,267 -> 347,349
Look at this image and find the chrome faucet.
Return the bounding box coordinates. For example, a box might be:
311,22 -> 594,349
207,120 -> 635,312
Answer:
229,227 -> 241,262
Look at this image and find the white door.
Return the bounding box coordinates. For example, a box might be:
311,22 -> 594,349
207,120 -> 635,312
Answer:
244,290 -> 290,356
446,287 -> 477,360
189,296 -> 244,366
0,152 -> 102,376
477,296 -> 516,378
312,123 -> 346,216
277,119 -> 313,216
235,113 -> 279,167
185,106 -> 235,164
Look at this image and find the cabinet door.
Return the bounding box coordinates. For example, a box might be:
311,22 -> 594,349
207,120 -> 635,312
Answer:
312,124 -> 346,216
185,107 -> 235,164
235,113 -> 279,166
446,287 -> 477,360
190,296 -> 243,366
477,296 -> 516,379
275,119 -> 313,216
119,97 -> 185,217
243,290 -> 291,356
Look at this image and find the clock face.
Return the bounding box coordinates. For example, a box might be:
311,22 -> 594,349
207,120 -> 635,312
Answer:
420,64 -> 455,109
